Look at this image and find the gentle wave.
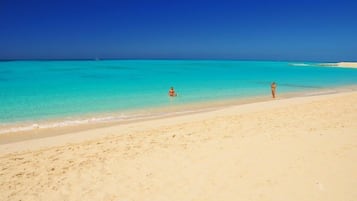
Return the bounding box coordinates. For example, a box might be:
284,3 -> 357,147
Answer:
289,63 -> 312,67
0,109 -> 210,135
0,117 -> 115,135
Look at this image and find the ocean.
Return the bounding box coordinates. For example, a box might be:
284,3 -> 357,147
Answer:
1,60 -> 357,133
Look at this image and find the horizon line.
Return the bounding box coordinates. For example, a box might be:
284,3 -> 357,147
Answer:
0,58 -> 350,63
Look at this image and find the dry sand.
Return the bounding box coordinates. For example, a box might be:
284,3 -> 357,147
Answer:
1,91 -> 357,201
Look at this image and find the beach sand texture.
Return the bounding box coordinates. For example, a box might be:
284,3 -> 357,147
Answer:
1,92 -> 357,201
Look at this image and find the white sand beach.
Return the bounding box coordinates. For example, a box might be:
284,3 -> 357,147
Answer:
336,62 -> 357,68
1,91 -> 357,201
319,62 -> 357,69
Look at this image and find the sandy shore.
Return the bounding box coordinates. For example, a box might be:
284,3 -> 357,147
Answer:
336,62 -> 357,68
319,62 -> 357,69
1,91 -> 357,201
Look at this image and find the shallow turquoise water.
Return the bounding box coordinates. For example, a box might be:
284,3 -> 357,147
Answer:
1,60 -> 357,124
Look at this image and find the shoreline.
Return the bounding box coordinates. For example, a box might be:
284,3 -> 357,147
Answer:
289,61 -> 357,69
1,85 -> 356,144
0,86 -> 356,152
318,62 -> 357,69
1,87 -> 356,201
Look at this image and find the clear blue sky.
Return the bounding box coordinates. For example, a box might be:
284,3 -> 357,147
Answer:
1,0 -> 356,61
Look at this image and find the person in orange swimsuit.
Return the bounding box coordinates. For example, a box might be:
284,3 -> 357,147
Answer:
168,87 -> 177,97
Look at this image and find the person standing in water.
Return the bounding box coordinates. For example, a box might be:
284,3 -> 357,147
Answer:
168,87 -> 177,97
271,82 -> 277,98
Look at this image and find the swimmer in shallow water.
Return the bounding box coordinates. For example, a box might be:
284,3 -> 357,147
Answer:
168,87 -> 177,97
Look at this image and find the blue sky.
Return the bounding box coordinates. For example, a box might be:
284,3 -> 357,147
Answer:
1,0 -> 356,61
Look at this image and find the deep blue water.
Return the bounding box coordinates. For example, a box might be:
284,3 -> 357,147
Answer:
0,60 -> 357,124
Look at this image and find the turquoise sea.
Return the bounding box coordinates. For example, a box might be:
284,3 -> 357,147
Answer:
1,60 -> 357,132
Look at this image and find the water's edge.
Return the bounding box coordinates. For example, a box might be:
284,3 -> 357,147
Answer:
1,84 -> 356,143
